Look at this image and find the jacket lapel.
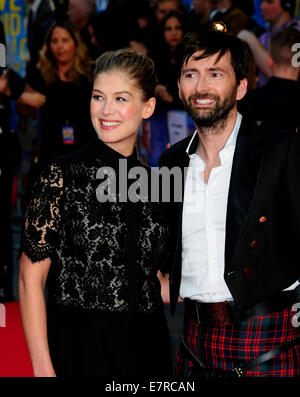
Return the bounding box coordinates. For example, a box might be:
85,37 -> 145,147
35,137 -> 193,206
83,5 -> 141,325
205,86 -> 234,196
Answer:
225,121 -> 265,270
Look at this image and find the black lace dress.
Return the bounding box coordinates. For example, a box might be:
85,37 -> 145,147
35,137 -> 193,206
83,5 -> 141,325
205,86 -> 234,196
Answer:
21,135 -> 172,376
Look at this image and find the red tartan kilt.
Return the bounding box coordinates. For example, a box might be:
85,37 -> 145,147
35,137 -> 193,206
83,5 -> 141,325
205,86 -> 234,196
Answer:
176,305 -> 300,377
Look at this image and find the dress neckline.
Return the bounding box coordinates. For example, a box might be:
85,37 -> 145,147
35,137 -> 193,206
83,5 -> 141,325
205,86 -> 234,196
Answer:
87,135 -> 140,167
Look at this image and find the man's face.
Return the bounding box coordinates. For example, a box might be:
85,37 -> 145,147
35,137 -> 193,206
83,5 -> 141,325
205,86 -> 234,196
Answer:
155,0 -> 179,22
178,50 -> 246,129
192,0 -> 210,15
261,0 -> 286,23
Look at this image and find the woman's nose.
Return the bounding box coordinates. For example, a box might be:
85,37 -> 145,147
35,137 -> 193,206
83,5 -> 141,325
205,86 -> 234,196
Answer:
101,100 -> 115,115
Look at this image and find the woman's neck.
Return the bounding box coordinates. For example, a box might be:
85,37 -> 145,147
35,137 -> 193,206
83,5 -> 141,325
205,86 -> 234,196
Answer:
57,61 -> 74,82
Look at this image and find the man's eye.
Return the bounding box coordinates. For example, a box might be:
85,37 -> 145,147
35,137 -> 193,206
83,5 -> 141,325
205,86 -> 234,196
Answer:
185,73 -> 195,78
212,73 -> 222,78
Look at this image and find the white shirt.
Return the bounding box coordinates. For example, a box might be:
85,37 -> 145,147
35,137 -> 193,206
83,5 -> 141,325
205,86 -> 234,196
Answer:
180,113 -> 242,302
180,113 -> 299,302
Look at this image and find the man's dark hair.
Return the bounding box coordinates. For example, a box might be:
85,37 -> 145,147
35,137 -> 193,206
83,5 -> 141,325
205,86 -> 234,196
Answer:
177,25 -> 252,84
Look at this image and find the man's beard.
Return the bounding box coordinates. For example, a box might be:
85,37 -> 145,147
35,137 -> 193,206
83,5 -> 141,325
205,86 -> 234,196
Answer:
181,87 -> 237,133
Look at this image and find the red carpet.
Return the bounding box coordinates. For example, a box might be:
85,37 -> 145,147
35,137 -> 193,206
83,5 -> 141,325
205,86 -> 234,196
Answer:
0,302 -> 34,377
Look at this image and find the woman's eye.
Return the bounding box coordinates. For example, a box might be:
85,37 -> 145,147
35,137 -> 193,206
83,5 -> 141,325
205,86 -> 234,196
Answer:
116,97 -> 126,102
93,95 -> 103,100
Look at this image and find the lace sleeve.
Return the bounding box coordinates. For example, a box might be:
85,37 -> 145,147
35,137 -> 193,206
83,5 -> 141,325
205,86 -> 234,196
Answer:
21,162 -> 64,263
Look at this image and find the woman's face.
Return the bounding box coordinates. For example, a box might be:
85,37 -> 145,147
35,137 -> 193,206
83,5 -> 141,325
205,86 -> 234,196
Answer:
164,16 -> 183,49
49,27 -> 77,64
90,70 -> 155,156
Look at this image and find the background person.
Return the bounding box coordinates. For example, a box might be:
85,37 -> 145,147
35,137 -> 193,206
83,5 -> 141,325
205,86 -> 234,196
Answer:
20,19 -> 94,190
150,10 -> 186,110
239,27 -> 300,131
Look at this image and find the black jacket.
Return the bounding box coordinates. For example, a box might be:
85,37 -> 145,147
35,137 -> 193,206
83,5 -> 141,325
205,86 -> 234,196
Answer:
238,76 -> 300,132
159,118 -> 300,314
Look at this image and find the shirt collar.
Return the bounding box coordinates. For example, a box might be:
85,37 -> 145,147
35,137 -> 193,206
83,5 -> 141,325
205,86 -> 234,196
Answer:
186,112 -> 242,157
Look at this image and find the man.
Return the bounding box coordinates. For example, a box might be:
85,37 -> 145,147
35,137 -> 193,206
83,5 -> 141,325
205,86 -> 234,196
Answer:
159,26 -> 300,377
26,0 -> 55,68
67,0 -> 99,58
188,0 -> 211,28
210,0 -> 250,36
152,0 -> 184,23
239,27 -> 300,131
0,20 -> 22,302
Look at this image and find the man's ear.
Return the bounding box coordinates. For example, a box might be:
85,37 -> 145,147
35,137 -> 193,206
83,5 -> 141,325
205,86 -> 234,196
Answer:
142,97 -> 156,119
236,78 -> 248,101
177,78 -> 182,100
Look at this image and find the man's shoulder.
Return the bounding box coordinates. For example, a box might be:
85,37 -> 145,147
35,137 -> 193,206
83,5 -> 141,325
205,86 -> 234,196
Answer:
158,135 -> 192,167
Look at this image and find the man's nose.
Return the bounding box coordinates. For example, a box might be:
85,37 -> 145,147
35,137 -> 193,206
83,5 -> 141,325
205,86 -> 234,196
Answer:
195,75 -> 210,93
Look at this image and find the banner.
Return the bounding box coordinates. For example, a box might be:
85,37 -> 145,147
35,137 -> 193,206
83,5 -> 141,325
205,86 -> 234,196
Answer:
0,0 -> 27,76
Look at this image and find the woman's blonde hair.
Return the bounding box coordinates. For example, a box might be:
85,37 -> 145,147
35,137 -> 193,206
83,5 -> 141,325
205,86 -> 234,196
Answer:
94,49 -> 158,101
38,19 -> 93,85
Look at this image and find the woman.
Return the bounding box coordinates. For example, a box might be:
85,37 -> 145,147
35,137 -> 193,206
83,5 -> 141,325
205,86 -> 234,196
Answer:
19,49 -> 172,377
150,11 -> 186,110
21,19 -> 94,168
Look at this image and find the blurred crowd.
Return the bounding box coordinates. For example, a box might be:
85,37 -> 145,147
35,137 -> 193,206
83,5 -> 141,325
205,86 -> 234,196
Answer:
0,0 -> 300,302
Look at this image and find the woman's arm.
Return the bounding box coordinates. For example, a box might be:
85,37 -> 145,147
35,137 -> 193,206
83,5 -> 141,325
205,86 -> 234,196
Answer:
17,83 -> 46,108
18,253 -> 56,377
237,30 -> 272,79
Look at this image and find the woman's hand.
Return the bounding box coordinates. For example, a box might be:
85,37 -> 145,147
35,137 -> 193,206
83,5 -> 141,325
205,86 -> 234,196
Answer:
157,271 -> 170,304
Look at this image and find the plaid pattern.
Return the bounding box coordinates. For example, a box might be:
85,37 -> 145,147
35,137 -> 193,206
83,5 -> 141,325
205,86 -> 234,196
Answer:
176,306 -> 300,377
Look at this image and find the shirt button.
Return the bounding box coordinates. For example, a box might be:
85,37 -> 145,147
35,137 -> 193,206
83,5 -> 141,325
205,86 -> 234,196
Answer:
259,216 -> 267,223
243,267 -> 252,276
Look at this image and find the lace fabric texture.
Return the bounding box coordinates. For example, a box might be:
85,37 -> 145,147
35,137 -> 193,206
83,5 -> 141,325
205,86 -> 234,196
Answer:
21,139 -> 169,312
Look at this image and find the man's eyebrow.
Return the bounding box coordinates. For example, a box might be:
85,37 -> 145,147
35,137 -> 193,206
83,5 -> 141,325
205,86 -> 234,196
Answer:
181,67 -> 199,74
181,66 -> 227,74
207,66 -> 227,73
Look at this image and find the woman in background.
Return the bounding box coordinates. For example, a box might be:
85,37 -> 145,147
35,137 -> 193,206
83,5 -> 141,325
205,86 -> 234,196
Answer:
21,19 -> 94,169
150,10 -> 186,110
19,49 -> 172,377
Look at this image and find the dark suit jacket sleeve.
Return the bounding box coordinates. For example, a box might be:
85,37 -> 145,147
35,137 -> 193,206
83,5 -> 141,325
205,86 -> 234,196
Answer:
286,132 -> 300,240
